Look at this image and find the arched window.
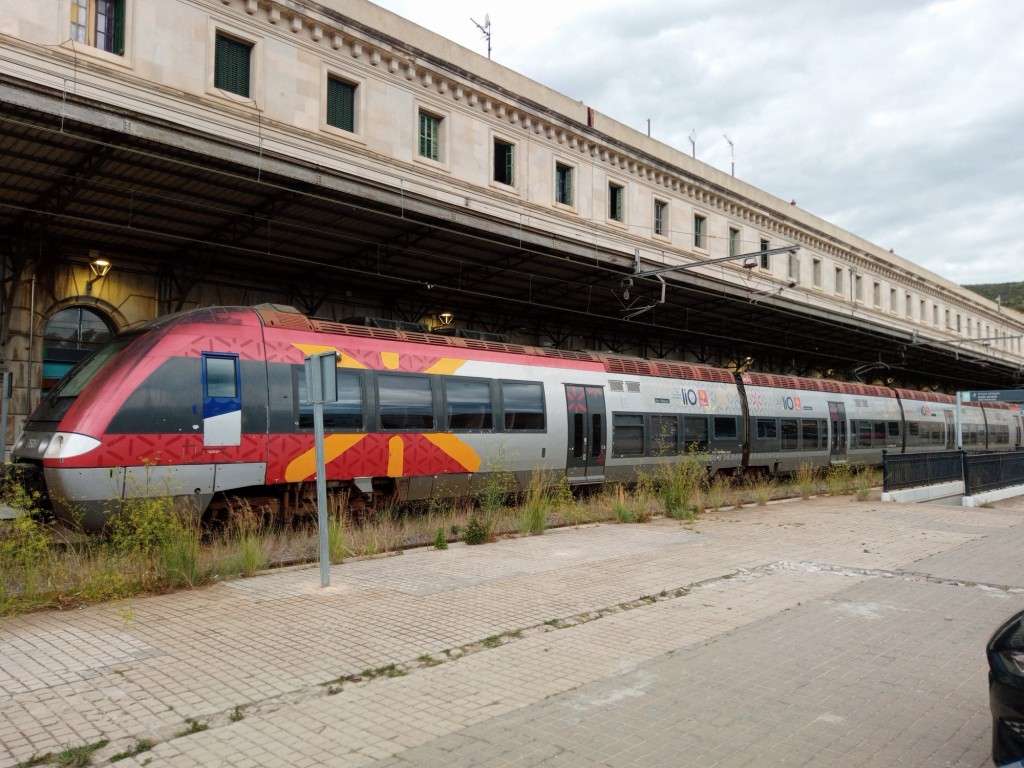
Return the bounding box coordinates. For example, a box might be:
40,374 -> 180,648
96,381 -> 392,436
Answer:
42,306 -> 116,392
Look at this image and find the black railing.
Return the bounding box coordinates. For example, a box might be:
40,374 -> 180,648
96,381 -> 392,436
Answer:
881,450 -> 964,492
963,451 -> 1024,495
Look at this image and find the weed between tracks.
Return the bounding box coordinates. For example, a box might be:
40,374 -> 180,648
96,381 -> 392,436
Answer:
0,462 -> 878,616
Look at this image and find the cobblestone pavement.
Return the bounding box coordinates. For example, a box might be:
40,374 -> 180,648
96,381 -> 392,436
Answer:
2,494 -> 1023,767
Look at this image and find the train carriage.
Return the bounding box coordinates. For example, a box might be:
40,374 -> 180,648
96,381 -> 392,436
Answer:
10,304 -> 1022,532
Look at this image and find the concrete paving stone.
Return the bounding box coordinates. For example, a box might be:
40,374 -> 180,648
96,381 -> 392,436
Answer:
2,497 -> 1024,767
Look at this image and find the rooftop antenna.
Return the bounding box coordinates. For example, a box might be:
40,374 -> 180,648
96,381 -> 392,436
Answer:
688,129 -> 696,158
471,14 -> 491,59
723,134 -> 735,176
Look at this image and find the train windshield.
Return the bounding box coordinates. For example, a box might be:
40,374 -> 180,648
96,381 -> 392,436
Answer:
48,330 -> 146,400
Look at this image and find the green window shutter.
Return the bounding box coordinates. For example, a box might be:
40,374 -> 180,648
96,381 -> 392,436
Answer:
419,112 -> 439,160
327,77 -> 355,131
504,144 -> 513,184
493,141 -> 513,185
112,0 -> 125,55
215,35 -> 251,97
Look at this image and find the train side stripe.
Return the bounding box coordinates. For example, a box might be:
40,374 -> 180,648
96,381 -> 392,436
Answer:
423,433 -> 482,472
284,433 -> 367,481
387,435 -> 404,476
291,343 -> 368,369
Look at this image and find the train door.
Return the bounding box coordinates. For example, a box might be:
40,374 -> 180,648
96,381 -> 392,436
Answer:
202,352 -> 241,447
565,385 -> 606,481
944,410 -> 956,450
828,401 -> 847,462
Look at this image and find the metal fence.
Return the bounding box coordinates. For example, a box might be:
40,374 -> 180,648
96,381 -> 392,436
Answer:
882,449 -> 1024,496
963,451 -> 1024,495
881,450 -> 964,492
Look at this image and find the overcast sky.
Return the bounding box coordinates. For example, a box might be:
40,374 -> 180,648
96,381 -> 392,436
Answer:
371,0 -> 1023,287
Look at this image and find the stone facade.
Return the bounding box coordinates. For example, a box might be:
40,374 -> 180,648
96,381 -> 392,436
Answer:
0,0 -> 1021,442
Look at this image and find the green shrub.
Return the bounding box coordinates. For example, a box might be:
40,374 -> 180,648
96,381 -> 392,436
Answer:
655,456 -> 705,519
463,513 -> 491,545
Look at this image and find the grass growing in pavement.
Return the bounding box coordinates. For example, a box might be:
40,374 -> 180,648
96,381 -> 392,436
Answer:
2,463 -> 884,616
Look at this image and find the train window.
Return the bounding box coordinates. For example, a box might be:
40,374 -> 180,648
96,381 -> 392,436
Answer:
800,419 -> 819,450
886,421 -> 901,448
872,421 -> 886,447
296,369 -> 363,430
856,421 -> 873,448
445,379 -> 493,431
205,355 -> 238,398
378,374 -> 434,430
780,419 -> 798,451
612,414 -> 644,457
501,381 -> 545,430
756,419 -> 777,440
650,415 -> 678,456
683,417 -> 708,451
713,417 -> 737,440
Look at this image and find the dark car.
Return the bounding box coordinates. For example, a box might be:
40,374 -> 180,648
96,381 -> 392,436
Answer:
989,608 -> 1024,766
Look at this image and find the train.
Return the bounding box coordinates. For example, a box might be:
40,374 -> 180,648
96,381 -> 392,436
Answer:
10,304 -> 1023,531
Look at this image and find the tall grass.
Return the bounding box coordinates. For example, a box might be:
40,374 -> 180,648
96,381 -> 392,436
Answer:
2,450 -> 844,617
654,456 -> 706,520
519,469 -> 553,535
795,462 -> 817,499
825,464 -> 853,495
746,474 -> 776,506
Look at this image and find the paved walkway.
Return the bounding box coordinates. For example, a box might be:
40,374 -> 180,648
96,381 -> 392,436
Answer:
2,494 -> 1023,767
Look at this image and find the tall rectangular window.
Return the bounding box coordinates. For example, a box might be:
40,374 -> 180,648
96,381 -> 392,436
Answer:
654,200 -> 667,236
326,76 -> 356,132
906,293 -> 913,318
609,182 -> 624,222
70,0 -> 125,55
493,139 -> 514,185
555,162 -> 573,206
890,288 -> 898,313
855,275 -> 863,302
728,227 -> 740,257
872,281 -> 881,307
759,238 -> 770,269
788,252 -> 800,282
835,267 -> 844,295
812,258 -> 822,288
214,34 -> 252,97
694,214 -> 707,249
418,111 -> 441,161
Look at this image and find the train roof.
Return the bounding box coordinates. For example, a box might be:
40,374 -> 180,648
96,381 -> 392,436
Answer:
741,372 -> 894,399
255,305 -> 734,383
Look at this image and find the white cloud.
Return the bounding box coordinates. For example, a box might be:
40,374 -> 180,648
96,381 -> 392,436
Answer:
370,0 -> 1024,285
